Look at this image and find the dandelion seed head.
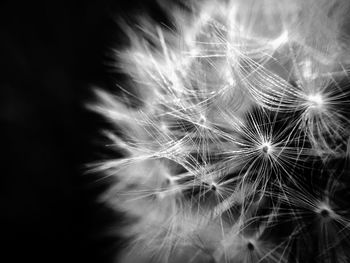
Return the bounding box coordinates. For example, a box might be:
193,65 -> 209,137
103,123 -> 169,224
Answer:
90,0 -> 350,261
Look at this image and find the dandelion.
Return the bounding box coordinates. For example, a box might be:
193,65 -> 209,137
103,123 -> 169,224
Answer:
90,0 -> 350,262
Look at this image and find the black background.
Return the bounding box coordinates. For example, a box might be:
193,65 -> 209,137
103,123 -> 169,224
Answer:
0,0 -> 164,262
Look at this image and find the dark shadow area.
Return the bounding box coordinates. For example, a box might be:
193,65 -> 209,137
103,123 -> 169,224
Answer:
0,0 -> 157,262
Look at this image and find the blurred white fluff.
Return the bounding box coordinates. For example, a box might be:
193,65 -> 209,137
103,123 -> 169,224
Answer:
90,0 -> 350,262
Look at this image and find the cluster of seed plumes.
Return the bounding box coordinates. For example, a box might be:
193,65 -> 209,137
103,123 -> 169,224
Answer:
91,0 -> 350,262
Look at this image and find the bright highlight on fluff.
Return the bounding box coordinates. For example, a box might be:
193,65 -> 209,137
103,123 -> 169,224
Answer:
307,93 -> 324,108
261,142 -> 272,155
